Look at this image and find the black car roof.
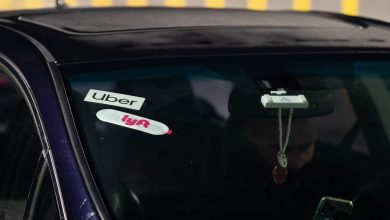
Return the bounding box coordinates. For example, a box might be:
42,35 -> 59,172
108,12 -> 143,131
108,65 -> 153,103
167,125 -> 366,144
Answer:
8,8 -> 358,33
1,7 -> 390,63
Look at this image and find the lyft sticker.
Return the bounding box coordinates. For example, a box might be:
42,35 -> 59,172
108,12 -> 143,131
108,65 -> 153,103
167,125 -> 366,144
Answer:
96,109 -> 172,135
84,89 -> 145,110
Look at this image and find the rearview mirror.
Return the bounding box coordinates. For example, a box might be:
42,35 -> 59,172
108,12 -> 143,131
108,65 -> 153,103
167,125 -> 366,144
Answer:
228,88 -> 335,118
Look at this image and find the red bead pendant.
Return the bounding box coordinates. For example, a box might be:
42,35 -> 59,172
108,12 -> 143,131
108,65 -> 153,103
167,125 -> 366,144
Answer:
272,165 -> 288,184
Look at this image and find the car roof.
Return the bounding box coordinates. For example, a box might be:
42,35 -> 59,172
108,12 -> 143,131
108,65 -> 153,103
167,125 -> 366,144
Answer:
4,8 -> 358,33
1,7 -> 390,64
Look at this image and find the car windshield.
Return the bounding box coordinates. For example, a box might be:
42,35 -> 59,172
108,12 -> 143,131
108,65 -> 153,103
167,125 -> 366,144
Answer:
61,56 -> 389,220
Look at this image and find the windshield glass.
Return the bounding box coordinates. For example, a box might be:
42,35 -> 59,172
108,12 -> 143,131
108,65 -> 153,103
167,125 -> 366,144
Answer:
62,56 -> 390,220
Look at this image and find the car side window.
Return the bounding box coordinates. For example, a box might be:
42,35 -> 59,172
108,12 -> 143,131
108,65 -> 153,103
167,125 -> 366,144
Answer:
0,67 -> 43,219
30,166 -> 60,220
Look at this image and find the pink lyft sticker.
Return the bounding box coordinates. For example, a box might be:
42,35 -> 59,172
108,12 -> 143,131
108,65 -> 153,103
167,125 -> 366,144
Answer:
96,109 -> 172,135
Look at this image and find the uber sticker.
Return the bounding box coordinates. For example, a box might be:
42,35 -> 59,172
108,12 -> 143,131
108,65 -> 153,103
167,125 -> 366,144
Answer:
84,89 -> 145,110
96,109 -> 172,135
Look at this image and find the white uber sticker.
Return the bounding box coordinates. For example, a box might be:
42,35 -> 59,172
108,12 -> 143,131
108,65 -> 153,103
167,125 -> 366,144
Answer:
84,89 -> 145,110
96,109 -> 172,135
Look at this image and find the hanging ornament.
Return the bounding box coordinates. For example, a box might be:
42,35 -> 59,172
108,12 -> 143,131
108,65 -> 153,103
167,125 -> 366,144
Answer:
272,108 -> 293,184
272,165 -> 288,184
261,89 -> 309,185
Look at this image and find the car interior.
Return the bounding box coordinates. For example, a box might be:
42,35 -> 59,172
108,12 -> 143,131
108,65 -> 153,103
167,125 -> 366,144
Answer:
65,59 -> 389,220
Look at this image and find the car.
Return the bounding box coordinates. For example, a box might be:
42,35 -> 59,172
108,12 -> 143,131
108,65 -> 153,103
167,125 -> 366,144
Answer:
0,7 -> 389,220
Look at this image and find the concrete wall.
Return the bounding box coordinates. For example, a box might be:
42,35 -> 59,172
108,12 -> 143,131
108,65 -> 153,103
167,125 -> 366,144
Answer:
1,0 -> 389,22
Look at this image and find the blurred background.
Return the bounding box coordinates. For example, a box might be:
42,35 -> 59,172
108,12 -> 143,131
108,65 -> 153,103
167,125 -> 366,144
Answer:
0,0 -> 389,22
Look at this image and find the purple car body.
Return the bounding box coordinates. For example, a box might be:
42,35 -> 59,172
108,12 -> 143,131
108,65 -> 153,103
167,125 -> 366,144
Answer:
0,7 -> 390,220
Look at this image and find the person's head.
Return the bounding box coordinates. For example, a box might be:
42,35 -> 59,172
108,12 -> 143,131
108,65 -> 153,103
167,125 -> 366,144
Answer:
245,118 -> 316,173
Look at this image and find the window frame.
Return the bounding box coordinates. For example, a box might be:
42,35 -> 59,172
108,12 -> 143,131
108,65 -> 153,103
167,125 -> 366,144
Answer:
24,155 -> 61,220
24,153 -> 46,219
0,54 -> 66,219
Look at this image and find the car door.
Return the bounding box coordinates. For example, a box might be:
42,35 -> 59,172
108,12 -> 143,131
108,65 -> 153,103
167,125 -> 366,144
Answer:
0,61 -> 61,219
